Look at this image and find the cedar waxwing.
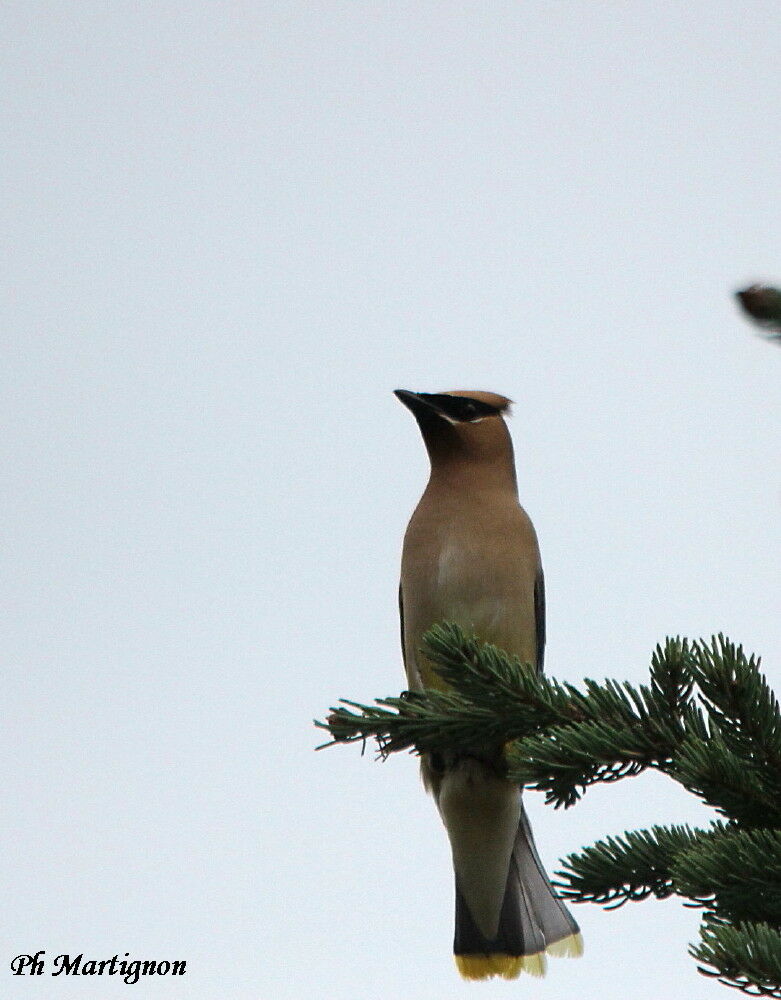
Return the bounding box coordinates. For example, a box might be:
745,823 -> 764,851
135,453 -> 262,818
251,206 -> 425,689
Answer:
396,388 -> 583,980
736,284 -> 781,337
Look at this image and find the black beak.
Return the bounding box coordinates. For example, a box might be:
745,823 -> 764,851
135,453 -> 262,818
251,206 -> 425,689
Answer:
394,389 -> 500,423
394,389 -> 434,414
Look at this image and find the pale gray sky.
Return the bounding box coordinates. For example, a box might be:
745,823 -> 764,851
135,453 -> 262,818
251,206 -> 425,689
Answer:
2,3 -> 780,999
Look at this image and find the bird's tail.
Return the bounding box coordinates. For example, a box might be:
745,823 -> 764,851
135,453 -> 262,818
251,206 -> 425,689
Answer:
453,804 -> 583,980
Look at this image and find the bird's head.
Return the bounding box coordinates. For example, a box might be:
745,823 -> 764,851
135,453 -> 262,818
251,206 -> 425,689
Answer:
394,389 -> 515,480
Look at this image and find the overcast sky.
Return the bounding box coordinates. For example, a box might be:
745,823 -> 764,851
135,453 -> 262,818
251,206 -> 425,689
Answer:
3,3 -> 781,999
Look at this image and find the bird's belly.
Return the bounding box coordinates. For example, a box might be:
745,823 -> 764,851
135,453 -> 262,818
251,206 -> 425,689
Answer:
407,540 -> 535,689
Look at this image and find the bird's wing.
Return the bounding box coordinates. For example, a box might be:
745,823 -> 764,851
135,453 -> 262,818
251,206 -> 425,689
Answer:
534,567 -> 546,675
398,582 -> 407,674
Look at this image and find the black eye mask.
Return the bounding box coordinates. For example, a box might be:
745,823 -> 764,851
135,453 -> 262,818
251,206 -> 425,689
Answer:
416,393 -> 502,423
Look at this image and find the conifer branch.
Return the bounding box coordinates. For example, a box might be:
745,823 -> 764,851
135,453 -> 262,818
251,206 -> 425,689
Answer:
555,824 -> 702,908
316,623 -> 781,994
673,827 -> 781,925
694,920 -> 781,997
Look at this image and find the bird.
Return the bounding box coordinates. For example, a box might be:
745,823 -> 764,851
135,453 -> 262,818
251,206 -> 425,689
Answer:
735,284 -> 781,339
395,388 -> 583,980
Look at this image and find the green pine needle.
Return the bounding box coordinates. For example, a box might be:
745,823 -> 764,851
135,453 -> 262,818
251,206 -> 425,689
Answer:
316,623 -> 781,995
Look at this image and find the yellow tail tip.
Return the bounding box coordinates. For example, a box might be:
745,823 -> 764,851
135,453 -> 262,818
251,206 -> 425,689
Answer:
546,932 -> 585,959
455,952 -> 546,980
454,935 -> 584,979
